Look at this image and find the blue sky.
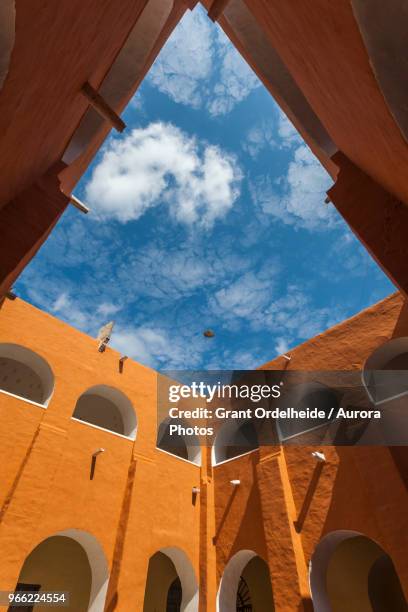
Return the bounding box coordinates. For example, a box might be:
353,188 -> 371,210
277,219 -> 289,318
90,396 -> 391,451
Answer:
16,6 -> 394,370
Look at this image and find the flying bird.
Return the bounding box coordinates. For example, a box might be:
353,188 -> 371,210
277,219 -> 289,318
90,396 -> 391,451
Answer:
203,329 -> 215,338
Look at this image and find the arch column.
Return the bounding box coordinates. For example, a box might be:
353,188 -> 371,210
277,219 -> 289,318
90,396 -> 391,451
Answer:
255,451 -> 312,610
199,445 -> 217,612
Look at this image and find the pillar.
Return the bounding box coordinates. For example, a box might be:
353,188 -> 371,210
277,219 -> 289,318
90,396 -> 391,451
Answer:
199,445 -> 217,611
256,448 -> 312,611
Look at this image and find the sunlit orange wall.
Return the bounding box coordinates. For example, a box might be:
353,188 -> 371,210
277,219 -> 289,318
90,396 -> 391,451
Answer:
0,298 -> 201,611
0,295 -> 407,611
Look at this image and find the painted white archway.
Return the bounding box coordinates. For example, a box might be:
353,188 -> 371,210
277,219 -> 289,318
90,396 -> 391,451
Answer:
142,547 -> 198,612
310,530 -> 362,612
212,419 -> 259,466
363,337 -> 408,405
0,343 -> 54,406
159,547 -> 199,612
0,1 -> 15,90
278,381 -> 339,441
157,417 -> 201,466
14,529 -> 109,612
57,529 -> 110,612
309,530 -> 407,612
73,384 -> 137,439
217,549 -> 256,611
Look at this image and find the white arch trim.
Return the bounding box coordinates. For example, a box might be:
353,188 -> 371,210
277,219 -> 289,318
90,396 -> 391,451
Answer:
0,1 -> 15,90
160,547 -> 199,612
0,343 -> 54,407
55,529 -> 109,612
212,418 -> 259,466
277,381 -> 338,441
157,417 -> 202,466
363,337 -> 408,405
75,384 -> 137,439
309,529 -> 369,612
217,549 -> 257,612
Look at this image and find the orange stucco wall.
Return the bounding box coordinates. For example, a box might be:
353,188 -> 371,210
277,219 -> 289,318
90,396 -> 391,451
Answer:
0,298 -> 201,611
213,293 -> 408,610
0,295 -> 407,611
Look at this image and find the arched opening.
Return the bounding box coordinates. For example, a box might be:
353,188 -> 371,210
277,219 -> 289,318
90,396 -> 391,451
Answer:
157,417 -> 201,465
217,550 -> 274,611
310,530 -> 407,612
0,343 -> 54,406
0,1 -> 15,91
72,385 -> 137,438
143,547 -> 198,612
212,419 -> 259,465
278,382 -> 338,440
10,529 -> 109,611
167,578 -> 182,611
363,337 -> 408,404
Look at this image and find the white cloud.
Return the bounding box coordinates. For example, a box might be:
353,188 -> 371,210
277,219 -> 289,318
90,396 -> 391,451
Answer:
210,271 -> 275,320
250,144 -> 336,230
117,244 -> 212,301
206,349 -> 259,370
147,6 -> 260,116
85,122 -> 242,227
275,337 -> 289,355
277,111 -> 302,148
51,292 -> 91,329
258,286 -> 344,342
243,119 -> 277,158
97,302 -> 121,317
111,325 -> 206,369
148,9 -> 213,108
242,108 -> 303,158
207,44 -> 261,116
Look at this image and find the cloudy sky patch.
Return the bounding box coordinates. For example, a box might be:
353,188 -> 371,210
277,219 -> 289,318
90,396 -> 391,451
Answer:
15,5 -> 394,370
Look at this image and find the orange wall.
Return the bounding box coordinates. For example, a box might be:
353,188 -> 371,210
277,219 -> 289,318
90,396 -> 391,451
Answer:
0,295 -> 407,611
0,298 -> 201,611
211,293 -> 408,610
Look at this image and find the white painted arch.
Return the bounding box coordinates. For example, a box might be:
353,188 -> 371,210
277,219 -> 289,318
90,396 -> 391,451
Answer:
216,549 -> 257,612
157,417 -> 201,466
363,337 -> 408,405
309,530 -> 362,612
278,381 -> 339,441
0,1 -> 15,90
159,546 -> 199,612
0,342 -> 54,406
309,529 -> 407,612
73,384 -> 137,439
57,529 -> 110,612
17,528 -> 109,612
212,418 -> 259,466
